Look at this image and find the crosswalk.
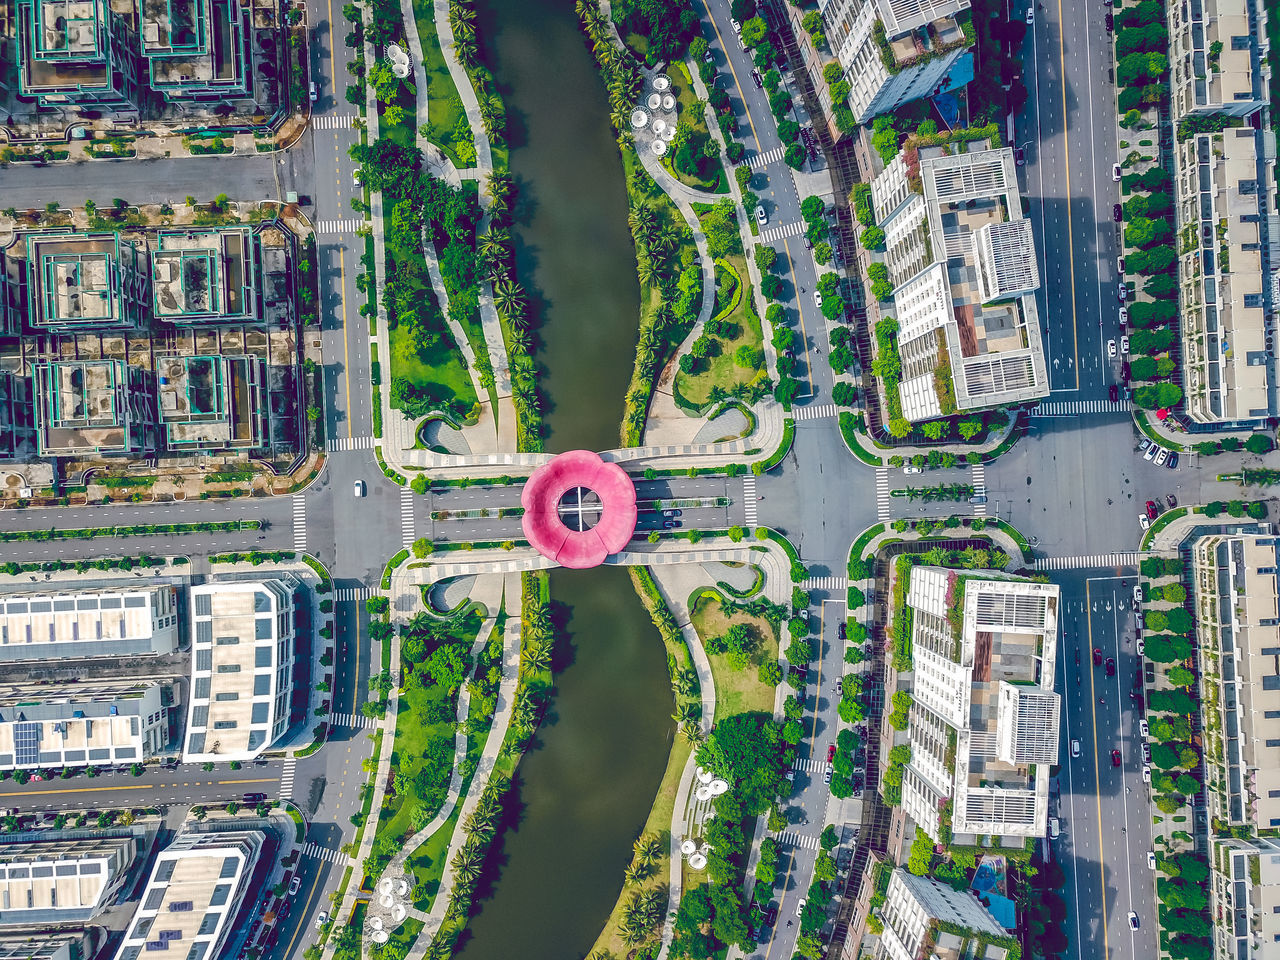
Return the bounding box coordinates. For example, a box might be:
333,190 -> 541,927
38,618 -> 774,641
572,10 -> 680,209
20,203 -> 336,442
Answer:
792,758 -> 825,773
315,218 -> 364,235
794,403 -> 839,422
970,462 -> 987,517
1032,552 -> 1142,571
328,711 -> 379,730
312,113 -> 356,130
400,486 -> 416,547
292,495 -> 307,552
1032,399 -> 1133,417
803,576 -> 850,591
279,757 -> 296,800
748,145 -> 787,170
875,467 -> 890,522
302,842 -> 347,865
333,587 -> 373,603
759,220 -> 806,245
742,475 -> 758,527
776,829 -> 823,851
330,435 -> 375,451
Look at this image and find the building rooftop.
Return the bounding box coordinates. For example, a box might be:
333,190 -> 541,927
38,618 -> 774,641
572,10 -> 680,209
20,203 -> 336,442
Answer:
24,232 -> 147,330
0,585 -> 178,663
157,355 -> 265,450
0,931 -> 93,960
152,228 -> 253,322
33,359 -> 153,457
0,834 -> 137,927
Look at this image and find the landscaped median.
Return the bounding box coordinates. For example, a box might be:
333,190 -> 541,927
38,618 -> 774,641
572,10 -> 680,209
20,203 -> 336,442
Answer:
0,520 -> 261,542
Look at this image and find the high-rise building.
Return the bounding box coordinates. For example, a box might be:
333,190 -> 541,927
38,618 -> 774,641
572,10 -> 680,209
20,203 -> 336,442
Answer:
873,869 -> 1010,960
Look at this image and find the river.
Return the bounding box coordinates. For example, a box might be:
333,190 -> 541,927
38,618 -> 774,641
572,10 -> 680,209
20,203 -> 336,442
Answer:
455,1 -> 673,958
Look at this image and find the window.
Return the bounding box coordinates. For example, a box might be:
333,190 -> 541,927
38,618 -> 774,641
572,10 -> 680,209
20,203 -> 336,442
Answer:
215,637 -> 239,646
213,721 -> 237,730
194,594 -> 211,616
1266,738 -> 1280,747
1232,35 -> 1250,49
215,664 -> 241,674
1265,711 -> 1280,719
1265,675 -> 1280,690
213,692 -> 239,702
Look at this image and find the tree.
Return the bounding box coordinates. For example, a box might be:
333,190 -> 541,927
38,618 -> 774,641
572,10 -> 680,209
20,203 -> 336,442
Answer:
741,15 -> 768,47
907,828 -> 933,875
696,713 -> 785,813
1145,633 -> 1192,662
755,245 -> 778,272
820,824 -> 839,850
702,198 -> 742,259
801,196 -> 825,220
784,144 -> 807,169
1247,433 -> 1275,454
871,115 -> 899,161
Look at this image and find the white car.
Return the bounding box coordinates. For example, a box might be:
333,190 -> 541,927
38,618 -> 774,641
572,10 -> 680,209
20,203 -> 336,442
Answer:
1119,306 -> 1128,323
1025,5 -> 1034,23
1132,584 -> 1142,604
904,465 -> 923,474
796,898 -> 807,917
353,169 -> 362,188
1136,637 -> 1145,656
756,205 -> 768,225
316,911 -> 330,928
731,18 -> 742,32
813,290 -> 822,308
289,875 -> 301,897
1118,283 -> 1128,302
1143,444 -> 1158,461
1121,335 -> 1130,354
1113,163 -> 1123,181
1139,719 -> 1150,738
1128,912 -> 1140,931
1147,851 -> 1157,870
1138,514 -> 1150,531
1071,739 -> 1081,758
1155,448 -> 1169,467
1142,765 -> 1152,783
1049,817 -> 1060,839
1107,339 -> 1117,358
353,479 -> 366,498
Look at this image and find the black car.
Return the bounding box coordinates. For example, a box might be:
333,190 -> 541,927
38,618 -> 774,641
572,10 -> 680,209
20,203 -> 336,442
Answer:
1014,147 -> 1025,166
838,622 -> 847,640
1105,12 -> 1113,29
1113,204 -> 1124,222
1166,452 -> 1179,469
763,904 -> 778,929
243,792 -> 267,804
1109,383 -> 1119,402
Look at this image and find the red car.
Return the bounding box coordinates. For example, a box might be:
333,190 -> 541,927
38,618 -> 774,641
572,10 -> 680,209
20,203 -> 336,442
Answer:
826,745 -> 836,764
1111,749 -> 1122,767
1145,500 -> 1159,520
1092,648 -> 1103,666
1106,657 -> 1116,677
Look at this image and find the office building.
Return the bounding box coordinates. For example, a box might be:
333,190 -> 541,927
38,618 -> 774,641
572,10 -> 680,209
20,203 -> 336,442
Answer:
0,932 -> 93,960
0,585 -> 179,663
14,0 -> 140,108
873,869 -> 1009,960
32,360 -> 156,458
141,0 -> 254,104
0,836 -> 137,926
0,682 -> 169,771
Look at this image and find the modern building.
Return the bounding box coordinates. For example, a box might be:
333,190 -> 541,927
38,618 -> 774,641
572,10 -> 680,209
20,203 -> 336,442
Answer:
1174,126 -> 1277,424
0,931 -> 94,960
0,374 -> 33,462
0,585 -> 179,663
21,232 -> 150,333
114,828 -> 264,960
0,682 -> 169,771
873,869 -> 1009,960
871,139 -> 1049,422
182,580 -> 296,764
816,0 -> 974,123
140,0 -> 254,104
151,227 -> 280,324
1167,0 -> 1268,119
0,835 -> 137,926
157,354 -> 269,452
896,567 -> 1060,843
1209,835 -> 1280,960
32,360 -> 156,458
14,0 -> 141,108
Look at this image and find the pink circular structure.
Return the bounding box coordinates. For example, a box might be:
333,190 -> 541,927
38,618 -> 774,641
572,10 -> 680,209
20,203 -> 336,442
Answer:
521,450 -> 638,569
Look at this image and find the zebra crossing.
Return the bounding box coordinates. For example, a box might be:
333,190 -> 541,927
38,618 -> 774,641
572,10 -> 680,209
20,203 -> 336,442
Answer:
1032,552 -> 1142,571
758,219 -> 806,245
776,830 -> 823,851
315,218 -> 364,235
329,435 -> 375,451
278,757 -> 296,800
792,758 -> 824,773
793,403 -> 839,422
312,113 -> 356,130
803,576 -> 850,591
970,462 -> 987,517
302,842 -> 347,866
748,145 -> 786,170
1032,399 -> 1133,417
400,486 -> 416,546
333,587 -> 373,603
327,711 -> 379,730
742,475 -> 758,526
875,468 -> 890,522
292,495 -> 307,552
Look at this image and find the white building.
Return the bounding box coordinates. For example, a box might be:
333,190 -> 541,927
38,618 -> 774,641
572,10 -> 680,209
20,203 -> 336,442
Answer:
182,580 -> 295,764
1167,0 -> 1268,119
817,0 -> 975,123
114,829 -> 264,960
874,869 -> 1009,960
897,567 -> 1060,843
0,835 -> 137,927
0,585 -> 179,663
0,931 -> 93,960
871,140 -> 1049,423
0,681 -> 168,771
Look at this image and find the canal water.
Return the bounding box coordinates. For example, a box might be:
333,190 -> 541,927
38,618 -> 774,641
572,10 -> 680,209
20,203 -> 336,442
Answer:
456,1 -> 673,958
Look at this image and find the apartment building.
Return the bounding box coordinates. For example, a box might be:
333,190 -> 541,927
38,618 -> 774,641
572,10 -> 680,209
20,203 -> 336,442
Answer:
817,0 -> 975,123
141,0 -> 254,104
1210,836 -> 1280,960
0,682 -> 169,771
158,354 -> 269,451
182,580 -> 296,764
0,932 -> 94,960
1168,0 -> 1267,119
114,828 -> 264,960
873,869 -> 1010,960
14,0 -> 141,108
1175,126 -> 1277,423
0,835 -> 137,926
896,567 -> 1060,843
33,359 -> 156,458
151,226 -> 291,325
871,139 -> 1049,422
21,232 -> 150,333
0,374 -> 33,462
0,585 -> 179,663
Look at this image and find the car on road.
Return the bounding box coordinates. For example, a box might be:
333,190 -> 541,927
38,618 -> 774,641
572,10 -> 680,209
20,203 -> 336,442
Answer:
316,911 -> 330,929
796,898 -> 806,917
824,767 -> 833,784
662,519 -> 680,529
243,792 -> 267,804
1140,719 -> 1150,738
1143,764 -> 1152,782
731,18 -> 741,32
1119,306 -> 1128,324
968,495 -> 987,504
1133,584 -> 1142,604
756,205 -> 767,225
353,479 -> 365,497
1142,742 -> 1151,763
288,876 -> 301,897
1155,448 -> 1169,467
763,903 -> 778,928
1107,339 -> 1117,358
1111,749 -> 1122,767
1138,513 -> 1150,530
1106,656 -> 1116,676
1014,147 -> 1025,166
1165,494 -> 1177,508
803,235 -> 812,248
1048,817 -> 1060,838
1112,163 -> 1123,181
1167,452 -> 1180,469
904,465 -> 923,474
1025,5 -> 1034,22
1121,335 -> 1130,353
309,82 -> 318,102
1145,500 -> 1159,520
1105,12 -> 1114,29
1147,852 -> 1157,870
751,69 -> 763,88
1093,647 -> 1103,666
353,169 -> 361,188
827,745 -> 836,764
1113,203 -> 1123,222
703,48 -> 715,64
813,290 -> 822,308
1128,912 -> 1140,931
1118,283 -> 1127,302
662,509 -> 682,517
1109,383 -> 1119,402
1137,637 -> 1145,656
1071,739 -> 1081,758
838,621 -> 847,640
1143,443 -> 1158,461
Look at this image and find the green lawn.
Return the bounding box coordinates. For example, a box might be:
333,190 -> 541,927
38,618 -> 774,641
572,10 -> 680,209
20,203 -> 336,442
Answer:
662,61 -> 729,194
674,255 -> 766,410
387,314 -> 478,415
409,0 -> 476,168
372,918 -> 423,960
689,589 -> 779,722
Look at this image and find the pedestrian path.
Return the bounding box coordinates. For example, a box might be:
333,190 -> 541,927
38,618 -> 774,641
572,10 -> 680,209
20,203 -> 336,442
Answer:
401,487 -> 416,547
1032,399 -> 1132,417
875,468 -> 890,522
292,495 -> 307,552
278,757 -> 296,800
333,587 -> 373,603
742,475 -> 758,526
793,403 -> 839,422
329,435 -> 375,451
749,145 -> 786,169
314,218 -> 364,235
327,711 -> 378,730
759,219 -> 806,244
970,462 -> 987,517
301,842 -> 347,865
776,829 -> 822,851
1032,552 -> 1142,571
803,576 -> 849,591
312,114 -> 356,130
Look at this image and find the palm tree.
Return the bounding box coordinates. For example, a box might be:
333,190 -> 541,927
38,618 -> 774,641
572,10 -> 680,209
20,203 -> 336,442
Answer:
639,885 -> 668,923
653,302 -> 676,331
449,0 -> 475,23
640,834 -> 664,865
671,702 -> 699,726
492,277 -> 527,318
450,846 -> 483,885
622,862 -> 647,885
486,172 -> 514,204
680,721 -> 703,743
464,807 -> 497,837
628,203 -> 657,238
451,17 -> 476,46
508,328 -> 532,354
